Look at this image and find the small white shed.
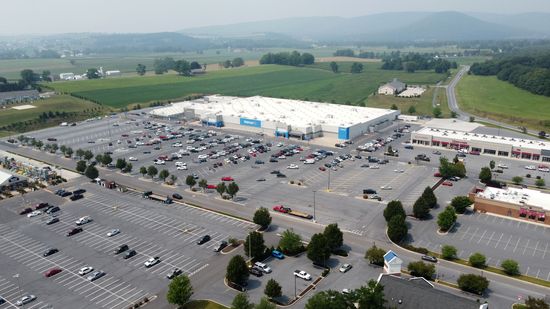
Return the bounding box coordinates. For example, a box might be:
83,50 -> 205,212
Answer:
384,250 -> 403,274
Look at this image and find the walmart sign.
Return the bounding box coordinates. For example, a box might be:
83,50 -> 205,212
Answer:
240,118 -> 262,128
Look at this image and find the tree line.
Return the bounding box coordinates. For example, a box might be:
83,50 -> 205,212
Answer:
259,51 -> 314,66
333,49 -> 380,59
381,51 -> 457,73
152,57 -> 205,75
469,52 -> 550,97
0,69 -> 52,92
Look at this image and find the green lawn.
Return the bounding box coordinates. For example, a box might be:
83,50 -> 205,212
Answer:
48,64 -> 447,109
456,75 -> 550,131
184,300 -> 228,309
0,95 -> 106,136
366,86 -> 451,118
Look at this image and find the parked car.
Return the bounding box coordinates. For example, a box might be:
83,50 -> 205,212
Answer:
213,241 -> 228,252
123,250 -> 137,259
70,194 -> 84,201
166,268 -> 182,279
75,216 -> 92,225
294,270 -> 312,280
87,271 -> 105,281
15,295 -> 36,306
107,229 -> 120,237
19,208 -> 33,215
249,267 -> 263,277
144,256 -> 161,268
221,176 -> 234,181
441,181 -> 453,186
45,217 -> 59,225
78,266 -> 94,276
339,263 -> 352,273
45,206 -> 60,214
254,262 -> 272,273
43,248 -> 59,257
421,255 -> 438,263
172,193 -> 182,199
272,250 -> 284,259
66,227 -> 83,236
114,244 -> 129,254
44,267 -> 62,278
34,202 -> 49,210
27,210 -> 42,218
197,235 -> 211,245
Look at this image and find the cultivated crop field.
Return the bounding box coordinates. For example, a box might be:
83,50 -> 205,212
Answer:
48,63 -> 447,108
456,75 -> 550,130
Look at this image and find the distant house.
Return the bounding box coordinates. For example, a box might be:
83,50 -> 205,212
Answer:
59,72 -> 75,80
190,68 -> 206,75
0,90 -> 40,105
105,70 -> 122,77
378,78 -> 406,95
383,250 -> 402,274
377,274 -> 488,309
0,170 -> 27,190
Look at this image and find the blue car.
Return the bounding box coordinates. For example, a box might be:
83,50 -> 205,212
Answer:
272,250 -> 284,259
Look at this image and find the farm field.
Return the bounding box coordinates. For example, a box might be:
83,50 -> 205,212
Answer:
456,75 -> 550,131
0,95 -> 105,137
48,63 -> 447,109
366,86 -> 451,117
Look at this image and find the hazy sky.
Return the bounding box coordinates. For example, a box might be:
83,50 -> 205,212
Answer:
2,0 -> 550,35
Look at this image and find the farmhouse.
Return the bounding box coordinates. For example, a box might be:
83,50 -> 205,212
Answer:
411,127 -> 550,163
0,90 -> 40,105
378,78 -> 406,95
150,95 -> 399,141
470,186 -> 549,225
59,72 -> 75,80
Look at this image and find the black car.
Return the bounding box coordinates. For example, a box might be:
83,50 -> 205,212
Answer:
19,208 -> 33,215
197,235 -> 211,245
363,189 -> 377,195
54,189 -> 65,196
166,268 -> 182,279
249,267 -> 263,277
270,170 -> 280,175
70,194 -> 83,201
172,193 -> 182,200
123,250 -> 137,259
114,244 -> 129,254
34,202 -> 49,210
66,227 -> 83,236
73,189 -> 86,195
60,191 -> 72,197
43,248 -> 59,257
46,217 -> 59,225
46,206 -> 60,214
276,173 -> 286,178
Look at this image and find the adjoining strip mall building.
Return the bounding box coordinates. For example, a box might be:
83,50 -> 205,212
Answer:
411,127 -> 550,163
470,186 -> 549,225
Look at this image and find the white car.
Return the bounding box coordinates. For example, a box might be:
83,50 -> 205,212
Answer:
75,216 -> 92,225
380,185 -> 393,190
287,164 -> 299,169
369,165 -> 380,169
144,257 -> 161,268
342,288 -> 351,294
15,295 -> 36,306
293,270 -> 312,280
78,266 -> 94,276
27,210 -> 42,218
393,169 -> 404,173
128,157 -> 138,161
254,262 -> 272,273
176,165 -> 188,170
107,229 -> 120,237
278,155 -> 286,159
525,165 -> 536,170
175,161 -> 186,166
172,143 -> 183,147
154,160 -> 165,165
497,163 -> 508,169
539,167 -> 550,173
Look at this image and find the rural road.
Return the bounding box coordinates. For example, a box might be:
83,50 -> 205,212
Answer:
446,65 -> 541,136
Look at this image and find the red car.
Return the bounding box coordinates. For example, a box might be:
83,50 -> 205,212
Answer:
442,181 -> 453,186
206,184 -> 217,189
433,172 -> 441,177
221,176 -> 234,182
34,202 -> 49,210
273,205 -> 291,213
66,227 -> 83,236
19,208 -> 33,215
44,267 -> 62,277
319,167 -> 326,171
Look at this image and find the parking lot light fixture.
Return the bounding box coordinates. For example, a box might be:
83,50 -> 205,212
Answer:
13,273 -> 22,306
294,273 -> 297,300
313,190 -> 317,223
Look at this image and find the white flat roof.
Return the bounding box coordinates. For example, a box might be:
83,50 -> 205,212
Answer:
415,127 -> 550,151
423,119 -> 482,132
478,187 -> 550,211
151,95 -> 397,128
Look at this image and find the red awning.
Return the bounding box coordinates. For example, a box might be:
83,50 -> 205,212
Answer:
512,151 -> 521,154
521,152 -> 532,156
519,208 -> 528,215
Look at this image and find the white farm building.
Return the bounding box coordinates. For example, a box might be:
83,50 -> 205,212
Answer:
150,95 -> 400,140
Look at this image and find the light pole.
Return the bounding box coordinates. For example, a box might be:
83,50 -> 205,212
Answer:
327,168 -> 331,191
13,273 -> 22,306
312,190 -> 317,222
294,274 -> 297,300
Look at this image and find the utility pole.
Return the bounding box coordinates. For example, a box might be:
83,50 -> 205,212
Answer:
327,168 -> 331,191
312,190 -> 317,223
294,274 -> 297,300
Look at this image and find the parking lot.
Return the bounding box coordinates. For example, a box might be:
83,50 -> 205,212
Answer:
0,180 -> 257,309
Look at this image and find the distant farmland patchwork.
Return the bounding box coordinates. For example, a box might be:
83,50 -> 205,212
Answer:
49,63 -> 447,108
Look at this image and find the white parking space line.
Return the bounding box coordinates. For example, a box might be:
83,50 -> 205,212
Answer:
522,239 -> 530,255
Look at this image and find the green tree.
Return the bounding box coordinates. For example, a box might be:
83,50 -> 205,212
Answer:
432,106 -> 442,118
407,105 -> 416,114
198,178 -> 208,192
226,255 -> 249,286
227,182 -> 240,199
75,148 -> 85,159
301,53 -> 315,65
307,233 -> 331,266
84,165 -> 99,179
20,69 -> 38,85
216,182 -> 226,197
451,196 -> 472,214
305,290 -> 349,309
253,207 -> 272,229
186,175 -> 196,189
255,298 -> 276,309
330,61 -> 339,73
457,274 -> 489,295
264,279 -> 282,299
413,196 -> 430,219
421,186 -> 437,208
174,60 -> 191,76
147,165 -> 158,178
159,169 -> 170,181
244,231 -> 266,259
407,261 -> 435,280
122,163 -> 132,173
524,296 -> 550,309
489,160 -> 496,170
323,223 -> 343,251
469,252 -> 487,268
65,147 -> 73,158
387,215 -> 407,243
101,153 -> 112,166
231,293 -> 254,309
390,104 -> 398,110
86,68 -> 101,79
383,200 -> 405,222
536,178 -> 546,188
59,144 -> 66,155
136,64 -> 146,76
139,166 -> 147,177
232,57 -> 245,67
278,229 -> 302,255
95,154 -> 103,165
512,176 -> 524,185
437,206 -> 457,232
365,245 -> 385,266
479,167 -> 492,184
41,70 -> 51,82
501,259 -> 520,276
355,279 -> 386,309
83,150 -> 94,162
76,160 -> 87,173
115,158 -> 127,170
166,274 -> 193,307
350,62 -> 364,73
190,61 -> 202,70
441,245 -> 457,260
